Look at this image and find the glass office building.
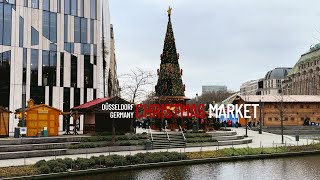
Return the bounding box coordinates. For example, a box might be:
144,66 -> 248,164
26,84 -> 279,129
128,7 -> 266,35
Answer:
0,0 -> 112,135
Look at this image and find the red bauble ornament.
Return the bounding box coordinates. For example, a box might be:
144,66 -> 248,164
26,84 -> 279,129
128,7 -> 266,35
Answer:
183,84 -> 186,91
180,69 -> 183,76
177,53 -> 180,59
157,69 -> 160,76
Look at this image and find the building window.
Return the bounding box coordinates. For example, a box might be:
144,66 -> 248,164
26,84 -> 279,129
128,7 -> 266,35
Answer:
71,55 -> 77,87
284,117 -> 288,121
275,117 -> 279,121
60,53 -> 64,87
31,27 -> 39,45
19,16 -> 24,47
30,86 -> 45,104
268,117 -> 272,121
74,88 -> 80,107
81,44 -> 90,55
71,0 -> 77,16
84,55 -> 93,88
90,19 -> 94,43
31,0 -> 38,9
307,105 -> 310,108
64,15 -> 68,42
291,117 -> 294,121
74,17 -> 80,43
43,11 -> 50,39
90,0 -> 96,19
301,117 -> 304,121
3,4 -> 12,46
300,105 -> 304,108
64,0 -> 70,14
50,12 -> 57,42
42,50 -> 50,86
0,50 -> 11,108
81,18 -> 87,43
43,0 -> 49,11
30,49 -> 39,86
63,87 -> 70,130
57,0 -> 61,13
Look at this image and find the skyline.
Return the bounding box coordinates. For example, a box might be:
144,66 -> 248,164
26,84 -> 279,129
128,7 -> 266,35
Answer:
109,0 -> 320,98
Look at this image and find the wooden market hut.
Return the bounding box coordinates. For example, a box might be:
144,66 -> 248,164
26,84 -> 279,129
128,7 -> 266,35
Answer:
15,99 -> 62,137
0,106 -> 11,137
71,96 -> 134,135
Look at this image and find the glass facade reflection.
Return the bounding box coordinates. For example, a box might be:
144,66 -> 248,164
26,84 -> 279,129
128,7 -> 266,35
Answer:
0,0 -> 112,136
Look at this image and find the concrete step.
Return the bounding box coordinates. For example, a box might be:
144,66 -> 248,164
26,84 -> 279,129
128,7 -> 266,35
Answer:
0,149 -> 67,160
209,131 -> 237,137
212,135 -> 244,141
0,142 -> 79,152
0,136 -> 89,145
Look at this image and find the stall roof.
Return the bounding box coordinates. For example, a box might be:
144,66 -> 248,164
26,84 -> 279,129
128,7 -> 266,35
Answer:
72,98 -> 111,110
0,106 -> 11,113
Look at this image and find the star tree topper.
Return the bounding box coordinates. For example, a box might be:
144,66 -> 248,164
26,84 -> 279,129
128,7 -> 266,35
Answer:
167,6 -> 172,16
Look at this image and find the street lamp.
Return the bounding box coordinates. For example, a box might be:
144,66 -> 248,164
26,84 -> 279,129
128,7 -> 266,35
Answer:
259,97 -> 263,134
196,93 -> 199,130
21,84 -> 26,128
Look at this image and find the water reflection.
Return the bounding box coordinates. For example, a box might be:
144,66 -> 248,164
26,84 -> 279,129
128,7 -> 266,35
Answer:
60,155 -> 320,180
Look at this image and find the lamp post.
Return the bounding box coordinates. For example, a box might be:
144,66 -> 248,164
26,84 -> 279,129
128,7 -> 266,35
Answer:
259,98 -> 262,134
21,83 -> 26,137
196,93 -> 199,130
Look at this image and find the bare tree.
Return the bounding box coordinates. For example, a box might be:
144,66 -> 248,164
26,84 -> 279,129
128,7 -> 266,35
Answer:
120,67 -> 156,104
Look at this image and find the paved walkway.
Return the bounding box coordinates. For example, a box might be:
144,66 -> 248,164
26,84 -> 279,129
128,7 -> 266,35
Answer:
0,128 -> 317,168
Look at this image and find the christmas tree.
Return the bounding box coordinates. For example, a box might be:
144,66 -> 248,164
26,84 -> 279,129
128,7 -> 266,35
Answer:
155,7 -> 185,98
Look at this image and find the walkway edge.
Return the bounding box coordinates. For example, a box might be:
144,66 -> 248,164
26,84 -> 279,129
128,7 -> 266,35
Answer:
4,150 -> 320,180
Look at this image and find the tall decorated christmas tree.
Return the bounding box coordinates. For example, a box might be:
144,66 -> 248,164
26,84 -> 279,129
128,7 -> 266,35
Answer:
155,7 -> 186,101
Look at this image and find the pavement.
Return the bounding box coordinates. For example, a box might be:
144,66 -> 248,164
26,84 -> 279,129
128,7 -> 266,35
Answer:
0,128 -> 317,168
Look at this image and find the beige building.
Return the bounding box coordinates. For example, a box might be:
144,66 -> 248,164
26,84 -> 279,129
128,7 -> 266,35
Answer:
283,44 -> 320,95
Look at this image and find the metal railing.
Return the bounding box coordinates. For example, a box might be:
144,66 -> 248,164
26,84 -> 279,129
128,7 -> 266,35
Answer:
179,125 -> 186,141
149,126 -> 153,141
165,125 -> 170,148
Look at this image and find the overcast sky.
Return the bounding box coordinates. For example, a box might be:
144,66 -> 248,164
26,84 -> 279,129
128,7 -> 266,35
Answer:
109,0 -> 320,99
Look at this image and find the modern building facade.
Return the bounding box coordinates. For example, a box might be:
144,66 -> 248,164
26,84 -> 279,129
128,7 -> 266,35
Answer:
0,0 -> 115,136
202,85 -> 227,94
283,44 -> 320,95
108,24 -> 119,97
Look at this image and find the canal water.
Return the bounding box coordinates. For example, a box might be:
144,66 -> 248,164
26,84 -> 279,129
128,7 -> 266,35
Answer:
62,155 -> 320,180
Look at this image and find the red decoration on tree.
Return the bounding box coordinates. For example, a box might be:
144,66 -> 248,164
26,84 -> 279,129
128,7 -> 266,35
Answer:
180,69 -> 183,76
177,53 -> 180,59
183,84 -> 186,91
160,54 -> 162,59
157,69 -> 160,76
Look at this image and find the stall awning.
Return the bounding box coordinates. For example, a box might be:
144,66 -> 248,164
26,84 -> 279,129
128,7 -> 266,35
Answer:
72,98 -> 111,110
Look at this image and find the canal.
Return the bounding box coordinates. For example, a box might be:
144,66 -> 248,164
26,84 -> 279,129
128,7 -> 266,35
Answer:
62,155 -> 320,180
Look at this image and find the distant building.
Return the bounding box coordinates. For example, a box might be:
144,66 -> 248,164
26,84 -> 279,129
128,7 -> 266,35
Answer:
283,44 -> 320,95
202,85 -> 227,94
260,67 -> 292,95
240,79 -> 260,95
239,67 -> 292,96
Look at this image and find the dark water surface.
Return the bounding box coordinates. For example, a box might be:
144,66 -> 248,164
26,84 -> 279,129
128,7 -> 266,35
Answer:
61,155 -> 320,180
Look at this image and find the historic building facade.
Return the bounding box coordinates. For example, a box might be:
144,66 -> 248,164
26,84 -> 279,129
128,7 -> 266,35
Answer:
240,79 -> 260,95
232,95 -> 320,126
283,44 -> 320,95
0,0 -> 116,135
261,67 -> 292,95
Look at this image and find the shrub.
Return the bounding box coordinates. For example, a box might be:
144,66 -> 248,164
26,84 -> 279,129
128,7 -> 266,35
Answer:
38,164 -> 51,174
35,160 -> 46,168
